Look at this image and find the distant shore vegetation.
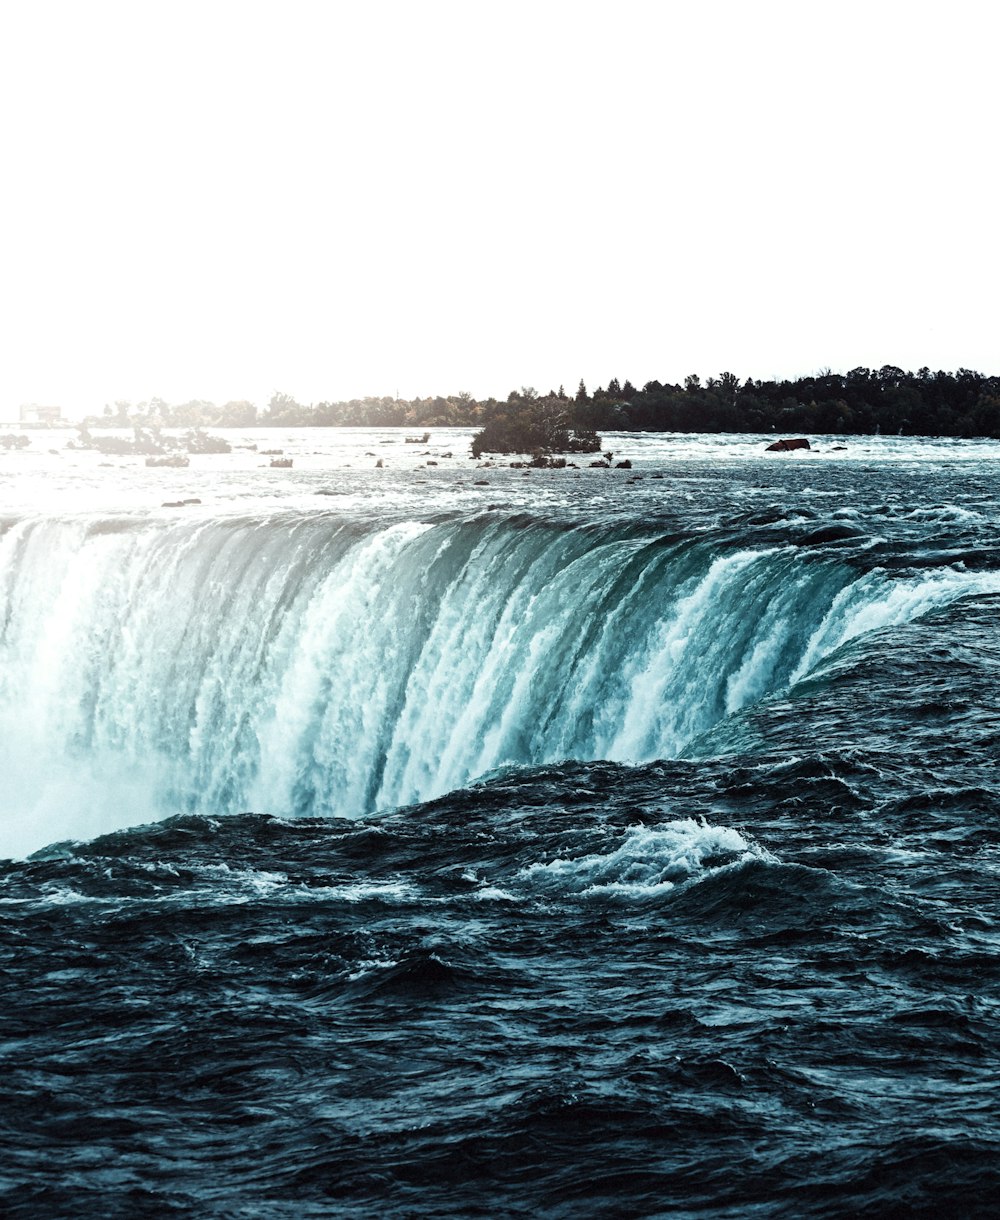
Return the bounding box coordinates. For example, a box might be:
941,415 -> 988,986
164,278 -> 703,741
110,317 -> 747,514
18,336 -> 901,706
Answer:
75,366 -> 1000,440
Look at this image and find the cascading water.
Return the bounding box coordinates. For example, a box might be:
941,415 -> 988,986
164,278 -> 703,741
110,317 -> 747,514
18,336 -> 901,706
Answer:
0,509 -> 995,856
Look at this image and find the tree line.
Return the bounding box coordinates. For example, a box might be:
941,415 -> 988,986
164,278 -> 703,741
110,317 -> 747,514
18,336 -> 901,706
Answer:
83,366 -> 1000,438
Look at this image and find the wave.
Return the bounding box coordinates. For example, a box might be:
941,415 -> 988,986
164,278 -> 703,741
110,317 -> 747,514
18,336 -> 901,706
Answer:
517,820 -> 770,900
1,511 -> 997,856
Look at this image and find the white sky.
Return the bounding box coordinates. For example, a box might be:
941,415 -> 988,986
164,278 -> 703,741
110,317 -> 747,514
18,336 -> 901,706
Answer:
1,0 -> 997,415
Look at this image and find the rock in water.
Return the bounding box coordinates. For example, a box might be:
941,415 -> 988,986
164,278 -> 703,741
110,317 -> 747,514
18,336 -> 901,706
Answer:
765,437 -> 811,451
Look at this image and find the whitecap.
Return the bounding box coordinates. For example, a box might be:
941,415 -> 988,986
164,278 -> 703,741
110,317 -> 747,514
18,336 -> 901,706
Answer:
517,818 -> 772,899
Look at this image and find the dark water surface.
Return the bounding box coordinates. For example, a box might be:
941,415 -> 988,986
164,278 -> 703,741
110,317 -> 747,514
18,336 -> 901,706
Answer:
2,438 -> 1000,1215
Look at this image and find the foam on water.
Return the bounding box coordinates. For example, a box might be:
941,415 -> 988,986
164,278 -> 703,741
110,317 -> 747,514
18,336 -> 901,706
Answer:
518,819 -> 770,898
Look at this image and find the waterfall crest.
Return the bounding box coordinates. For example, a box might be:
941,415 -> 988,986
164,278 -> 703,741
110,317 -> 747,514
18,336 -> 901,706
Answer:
1,511 -> 992,855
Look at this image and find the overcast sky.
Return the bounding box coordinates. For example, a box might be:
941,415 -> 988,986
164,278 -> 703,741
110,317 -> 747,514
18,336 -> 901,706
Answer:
1,0 -> 996,413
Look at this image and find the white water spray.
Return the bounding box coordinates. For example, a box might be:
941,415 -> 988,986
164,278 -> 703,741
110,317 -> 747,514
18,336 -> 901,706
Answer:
1,512 -> 995,856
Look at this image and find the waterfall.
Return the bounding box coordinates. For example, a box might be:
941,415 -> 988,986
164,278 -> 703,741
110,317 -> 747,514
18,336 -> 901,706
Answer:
0,510 -> 993,856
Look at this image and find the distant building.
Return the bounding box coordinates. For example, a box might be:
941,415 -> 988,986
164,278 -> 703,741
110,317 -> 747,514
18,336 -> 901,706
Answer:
18,404 -> 62,425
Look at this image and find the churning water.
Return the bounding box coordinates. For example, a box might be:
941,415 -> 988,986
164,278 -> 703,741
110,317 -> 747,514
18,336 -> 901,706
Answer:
2,429 -> 1000,1216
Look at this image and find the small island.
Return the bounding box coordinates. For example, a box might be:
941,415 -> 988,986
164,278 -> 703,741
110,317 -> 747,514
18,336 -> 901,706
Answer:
69,425 -> 232,458
469,389 -> 601,459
